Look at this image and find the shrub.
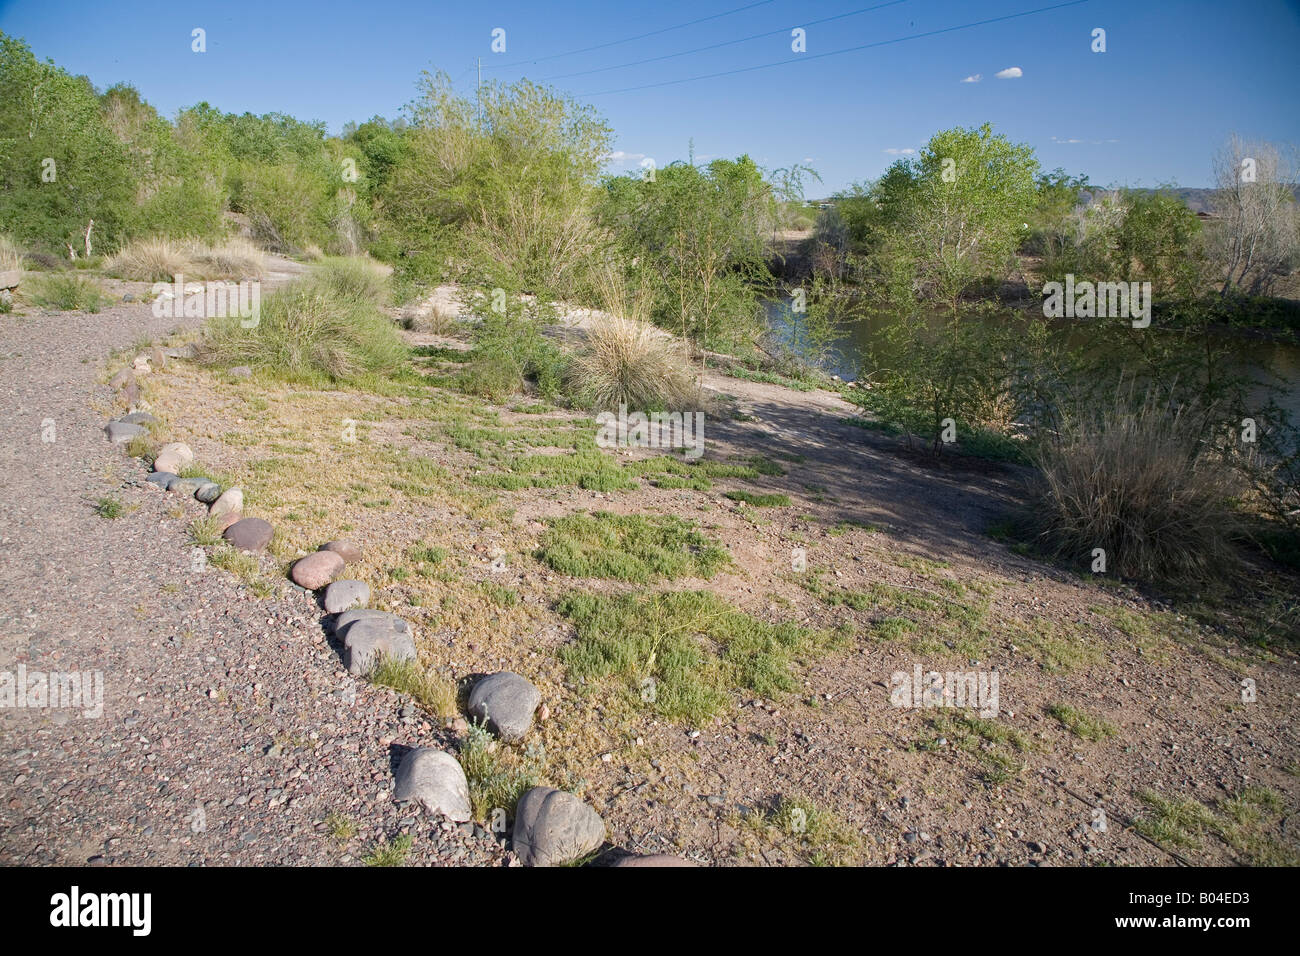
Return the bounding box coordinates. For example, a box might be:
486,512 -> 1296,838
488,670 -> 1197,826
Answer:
199,270 -> 406,383
1033,395 -> 1242,586
307,256 -> 388,306
27,273 -> 105,311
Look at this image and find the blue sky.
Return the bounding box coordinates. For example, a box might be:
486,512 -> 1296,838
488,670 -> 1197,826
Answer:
2,0 -> 1298,193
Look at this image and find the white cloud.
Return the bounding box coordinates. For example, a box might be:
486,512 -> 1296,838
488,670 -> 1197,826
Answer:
883,148 -> 915,155
960,73 -> 982,83
995,66 -> 1023,79
604,150 -> 646,162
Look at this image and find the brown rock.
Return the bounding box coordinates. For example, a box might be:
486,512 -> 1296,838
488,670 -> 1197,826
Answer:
319,540 -> 362,565
215,511 -> 242,533
291,551 -> 344,590
222,517 -> 273,552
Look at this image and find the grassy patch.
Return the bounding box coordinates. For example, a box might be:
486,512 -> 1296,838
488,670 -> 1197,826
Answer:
559,590 -> 833,724
725,490 -> 791,507
363,834 -> 412,867
28,273 -> 105,312
325,812 -> 357,842
537,511 -> 729,583
94,496 -> 125,519
919,712 -> 1035,785
369,657 -> 457,717
1046,703 -> 1117,741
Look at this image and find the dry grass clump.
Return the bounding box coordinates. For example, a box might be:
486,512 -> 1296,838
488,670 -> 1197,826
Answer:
184,237 -> 266,279
1033,393 -> 1242,586
568,269 -> 699,412
401,302 -> 458,334
0,234 -> 24,273
106,237 -> 266,282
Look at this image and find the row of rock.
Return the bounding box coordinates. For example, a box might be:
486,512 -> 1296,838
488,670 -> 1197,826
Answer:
101,351 -> 691,867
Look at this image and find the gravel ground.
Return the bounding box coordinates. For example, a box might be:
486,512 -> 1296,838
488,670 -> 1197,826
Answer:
0,289 -> 508,866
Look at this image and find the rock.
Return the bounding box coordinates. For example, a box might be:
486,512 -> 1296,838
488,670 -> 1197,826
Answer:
104,420 -> 146,443
512,787 -> 605,867
108,368 -> 133,389
290,550 -> 344,590
169,476 -> 208,496
145,471 -> 177,489
194,482 -> 221,503
119,411 -> 158,426
132,356 -> 151,374
0,269 -> 20,291
121,292 -> 134,303
393,748 -> 471,822
223,517 -> 273,552
610,853 -> 698,867
163,343 -> 199,360
150,345 -> 166,369
319,540 -> 362,565
467,672 -> 541,742
333,608 -> 409,636
343,621 -> 416,676
153,442 -> 193,474
208,487 -> 243,519
229,366 -> 253,379
323,579 -> 369,614
215,511 -> 242,532
121,379 -> 139,408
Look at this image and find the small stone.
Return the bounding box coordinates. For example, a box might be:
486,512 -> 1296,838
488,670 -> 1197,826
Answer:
208,487 -> 243,519
104,420 -> 146,443
150,345 -> 166,369
229,366 -> 253,379
393,748 -> 472,822
146,471 -> 177,489
153,442 -> 193,474
320,540 -> 362,565
132,355 -> 151,373
291,551 -> 344,590
223,517 -> 274,552
512,787 -> 605,867
194,482 -> 221,503
323,579 -> 369,614
467,672 -> 541,742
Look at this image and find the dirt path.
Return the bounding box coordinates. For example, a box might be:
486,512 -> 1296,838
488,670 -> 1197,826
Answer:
0,263 -> 505,866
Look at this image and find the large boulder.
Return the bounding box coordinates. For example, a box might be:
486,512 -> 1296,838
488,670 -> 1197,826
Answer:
467,672 -> 541,742
512,787 -> 605,867
393,748 -> 471,822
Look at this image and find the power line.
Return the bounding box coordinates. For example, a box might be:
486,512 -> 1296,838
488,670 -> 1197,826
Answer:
577,0 -> 1091,97
481,0 -> 778,71
539,0 -> 909,83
